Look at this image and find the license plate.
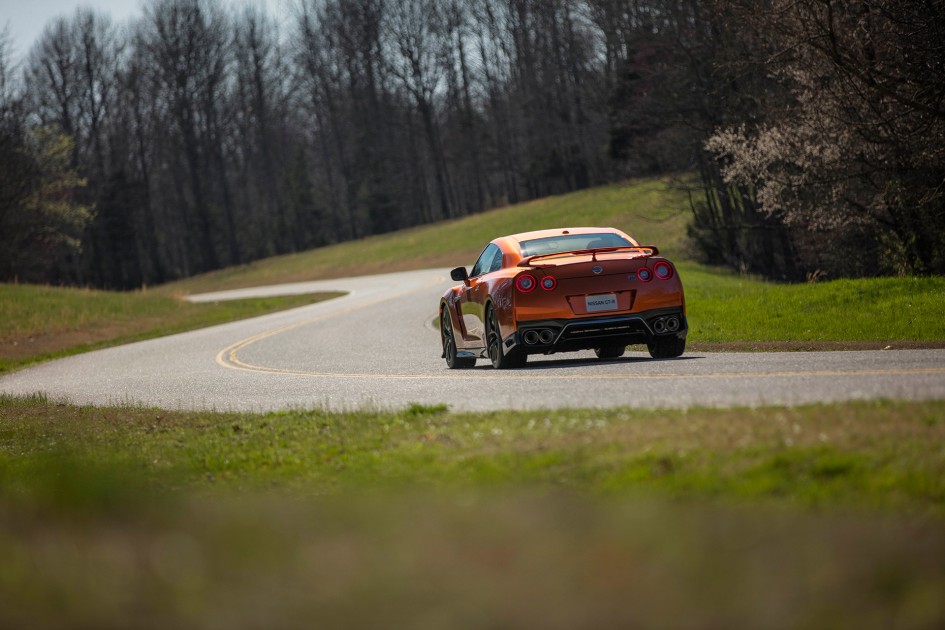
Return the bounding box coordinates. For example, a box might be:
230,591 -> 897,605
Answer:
585,294 -> 618,313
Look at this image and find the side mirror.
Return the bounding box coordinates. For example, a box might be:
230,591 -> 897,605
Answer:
450,266 -> 469,282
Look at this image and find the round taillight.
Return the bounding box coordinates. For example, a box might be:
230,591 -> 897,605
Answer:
637,268 -> 652,282
654,262 -> 673,280
516,273 -> 537,292
540,275 -> 557,290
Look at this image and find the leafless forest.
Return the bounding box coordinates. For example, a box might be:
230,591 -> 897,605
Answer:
1,0 -> 943,288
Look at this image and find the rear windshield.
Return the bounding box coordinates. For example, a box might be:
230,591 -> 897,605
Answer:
519,233 -> 634,258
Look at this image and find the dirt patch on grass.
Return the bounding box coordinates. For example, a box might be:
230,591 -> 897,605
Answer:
688,340 -> 945,352
0,320 -> 167,361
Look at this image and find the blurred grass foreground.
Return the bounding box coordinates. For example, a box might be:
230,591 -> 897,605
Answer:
3,492 -> 944,629
2,395 -> 945,627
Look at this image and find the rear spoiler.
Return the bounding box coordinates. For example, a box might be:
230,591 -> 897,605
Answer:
518,245 -> 659,267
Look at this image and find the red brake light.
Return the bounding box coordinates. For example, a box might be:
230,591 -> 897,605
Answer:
540,275 -> 557,290
637,268 -> 652,282
516,273 -> 537,292
654,262 -> 673,280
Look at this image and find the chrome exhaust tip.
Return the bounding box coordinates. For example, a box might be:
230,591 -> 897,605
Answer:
523,330 -> 540,345
666,316 -> 679,332
539,329 -> 555,345
653,318 -> 667,334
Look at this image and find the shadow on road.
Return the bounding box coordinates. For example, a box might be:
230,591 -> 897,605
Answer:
469,354 -> 703,372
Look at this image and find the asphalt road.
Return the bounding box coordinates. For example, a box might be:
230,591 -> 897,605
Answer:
2,268 -> 944,412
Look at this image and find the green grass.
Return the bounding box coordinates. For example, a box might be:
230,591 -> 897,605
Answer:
2,395 -> 945,627
3,395 -> 944,512
0,284 -> 344,373
681,264 -> 945,346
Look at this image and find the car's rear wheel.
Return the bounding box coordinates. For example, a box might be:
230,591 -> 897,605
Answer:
486,306 -> 526,369
442,308 -> 476,369
647,336 -> 686,359
594,345 -> 626,359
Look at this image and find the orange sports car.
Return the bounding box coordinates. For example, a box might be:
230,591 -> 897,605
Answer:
439,227 -> 686,369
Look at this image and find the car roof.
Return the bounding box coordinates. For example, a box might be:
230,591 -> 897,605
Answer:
491,227 -> 638,262
503,227 -> 626,243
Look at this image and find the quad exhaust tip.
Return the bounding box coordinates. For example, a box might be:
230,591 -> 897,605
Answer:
653,316 -> 680,334
523,329 -> 556,345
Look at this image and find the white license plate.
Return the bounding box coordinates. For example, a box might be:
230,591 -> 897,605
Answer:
585,294 -> 618,313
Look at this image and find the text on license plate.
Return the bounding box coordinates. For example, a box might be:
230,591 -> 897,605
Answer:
585,293 -> 618,313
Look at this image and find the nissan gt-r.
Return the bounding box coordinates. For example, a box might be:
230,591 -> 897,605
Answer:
439,227 -> 686,369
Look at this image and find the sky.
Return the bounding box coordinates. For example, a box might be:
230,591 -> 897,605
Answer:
1,0 -> 291,62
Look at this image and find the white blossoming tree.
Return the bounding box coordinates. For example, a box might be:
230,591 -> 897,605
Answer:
704,0 -> 945,277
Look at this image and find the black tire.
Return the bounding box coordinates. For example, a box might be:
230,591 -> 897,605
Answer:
486,306 -> 526,369
442,308 -> 476,369
594,345 -> 626,359
647,335 -> 686,359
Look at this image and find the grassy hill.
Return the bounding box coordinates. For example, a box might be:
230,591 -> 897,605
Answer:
156,177 -> 693,295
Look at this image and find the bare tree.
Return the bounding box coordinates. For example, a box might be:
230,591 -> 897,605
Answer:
294,0 -> 367,238
384,0 -> 454,219
140,0 -> 238,271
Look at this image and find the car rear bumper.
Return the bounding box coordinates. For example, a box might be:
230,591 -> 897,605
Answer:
511,308 -> 687,354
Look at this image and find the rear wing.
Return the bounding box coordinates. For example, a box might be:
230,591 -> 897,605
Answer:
518,245 -> 660,267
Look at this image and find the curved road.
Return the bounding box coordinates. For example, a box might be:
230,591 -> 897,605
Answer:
2,268 -> 944,412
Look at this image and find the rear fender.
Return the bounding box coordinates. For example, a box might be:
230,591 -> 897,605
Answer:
489,279 -> 518,340
440,291 -> 469,346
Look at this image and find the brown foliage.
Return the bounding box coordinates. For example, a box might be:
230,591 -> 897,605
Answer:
705,0 -> 945,277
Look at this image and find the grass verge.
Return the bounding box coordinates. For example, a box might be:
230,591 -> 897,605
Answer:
2,395 -> 944,627
0,284 -> 344,373
682,264 -> 945,349
4,396 -> 943,511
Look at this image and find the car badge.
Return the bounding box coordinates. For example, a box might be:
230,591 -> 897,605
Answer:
592,266 -> 603,275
